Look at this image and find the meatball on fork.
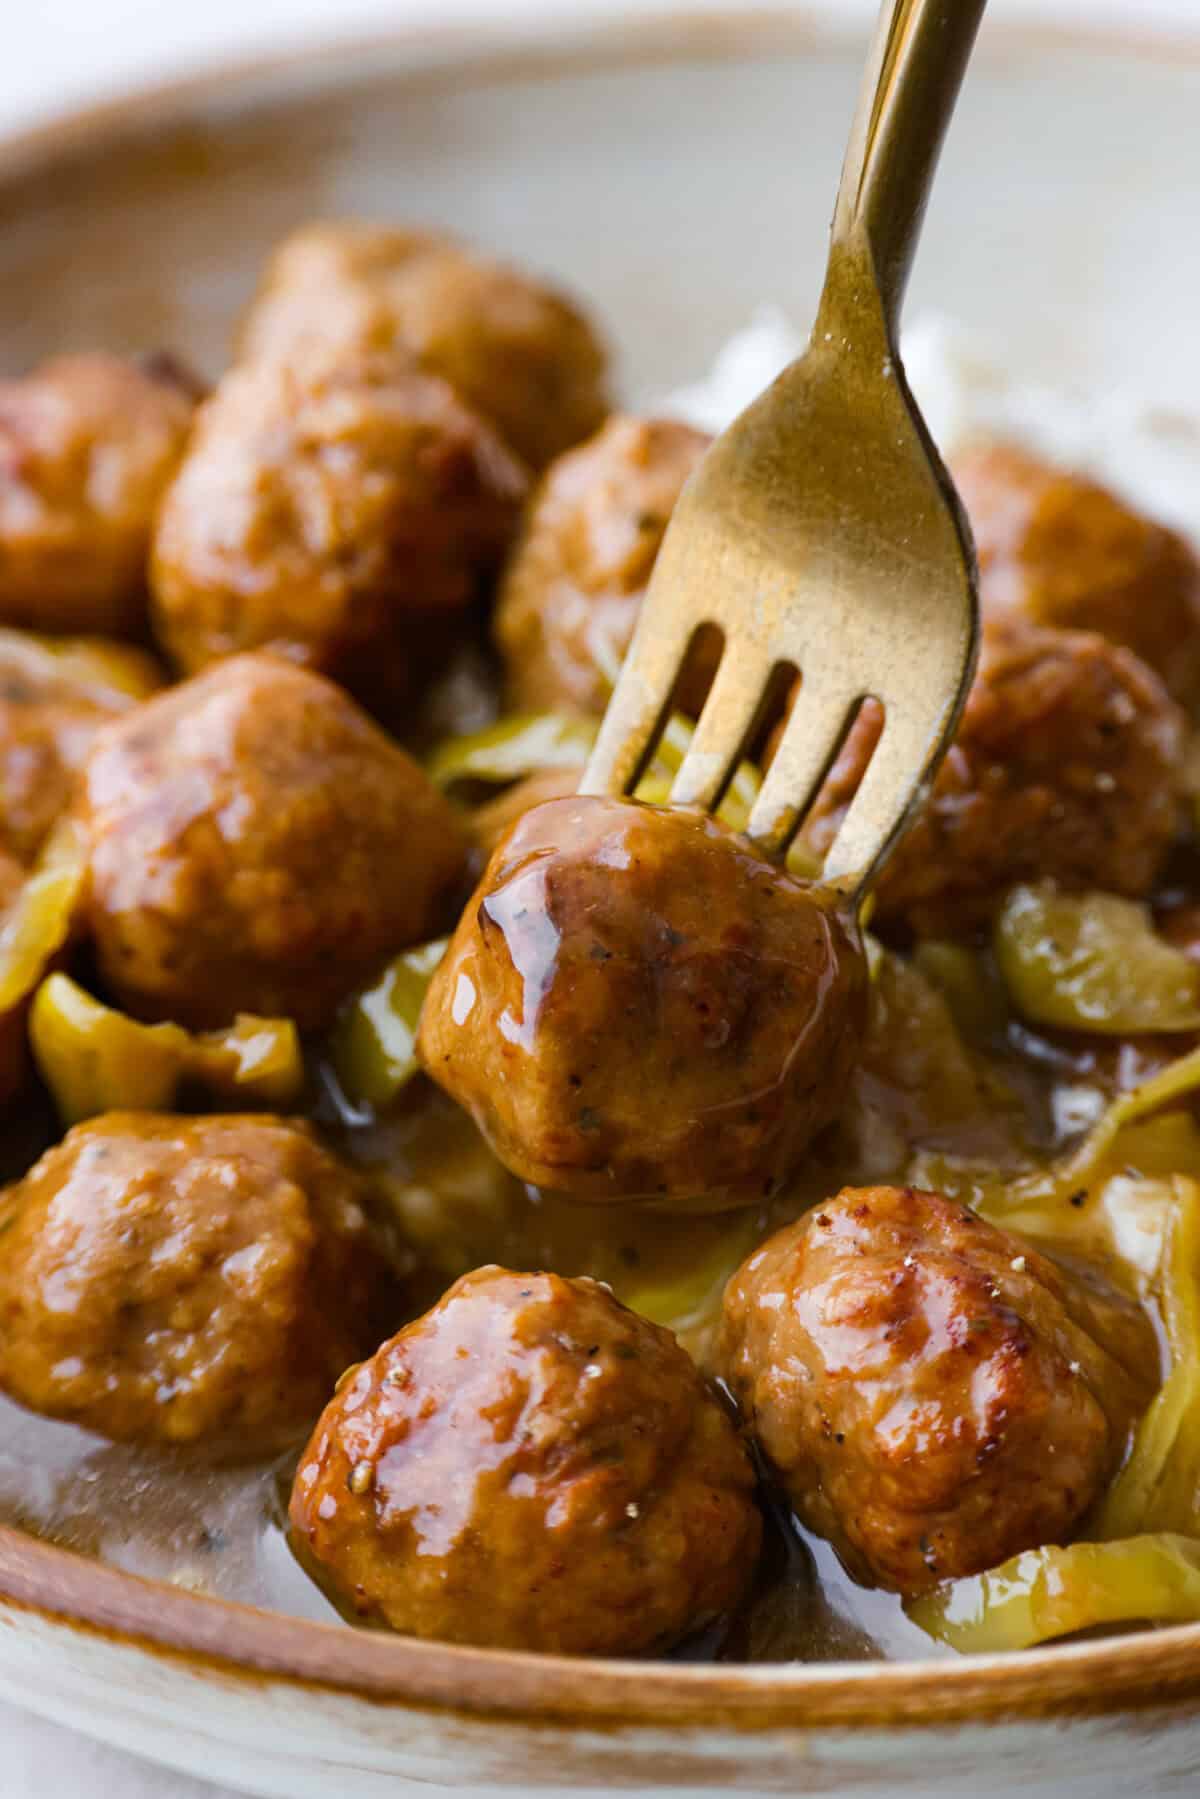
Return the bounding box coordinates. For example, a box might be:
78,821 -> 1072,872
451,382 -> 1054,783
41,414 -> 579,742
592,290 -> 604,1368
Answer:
418,796 -> 868,1208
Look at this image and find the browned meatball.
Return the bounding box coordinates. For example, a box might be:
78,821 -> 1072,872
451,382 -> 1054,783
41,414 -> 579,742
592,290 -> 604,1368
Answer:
493,415 -> 713,715
954,441 -> 1200,703
80,653 -> 469,1030
150,351 -> 526,712
0,1112 -> 397,1452
237,222 -> 610,470
418,796 -> 867,1207
290,1265 -> 760,1651
719,1186 -> 1153,1596
803,617 -> 1185,936
0,353 -> 200,637
0,629 -> 161,866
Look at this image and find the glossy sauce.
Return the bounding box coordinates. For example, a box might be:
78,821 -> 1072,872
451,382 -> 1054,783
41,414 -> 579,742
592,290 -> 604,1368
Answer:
419,795 -> 868,1206
0,1385 -> 939,1659
0,938 -> 1158,1663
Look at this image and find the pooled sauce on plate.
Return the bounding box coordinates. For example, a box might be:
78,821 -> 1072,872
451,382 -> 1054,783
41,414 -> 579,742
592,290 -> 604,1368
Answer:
0,234 -> 1197,1662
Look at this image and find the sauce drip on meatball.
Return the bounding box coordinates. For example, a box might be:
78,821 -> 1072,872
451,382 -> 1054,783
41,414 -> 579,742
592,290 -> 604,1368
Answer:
418,795 -> 868,1208
289,1265 -> 760,1653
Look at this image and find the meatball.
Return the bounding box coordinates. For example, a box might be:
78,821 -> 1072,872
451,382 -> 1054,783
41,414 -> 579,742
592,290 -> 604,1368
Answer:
954,441 -> 1200,703
150,351 -> 527,712
0,352 -> 200,637
719,1185 -> 1153,1596
0,629 -> 161,866
237,222 -> 610,470
290,1265 -> 760,1652
418,795 -> 867,1207
493,415 -> 713,715
80,652 -> 469,1030
803,617 -> 1185,936
0,1113 -> 397,1451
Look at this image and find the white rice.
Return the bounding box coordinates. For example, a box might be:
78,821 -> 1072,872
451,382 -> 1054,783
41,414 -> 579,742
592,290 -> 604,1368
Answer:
664,310 -> 1200,545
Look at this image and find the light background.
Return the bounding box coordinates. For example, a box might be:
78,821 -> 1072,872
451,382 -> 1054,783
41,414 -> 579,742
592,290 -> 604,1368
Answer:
3,0 -> 1197,137
1,0 -> 1196,1794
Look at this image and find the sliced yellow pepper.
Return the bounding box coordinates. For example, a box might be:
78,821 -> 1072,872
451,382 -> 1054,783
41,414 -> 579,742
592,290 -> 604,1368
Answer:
1098,1176 -> 1200,1538
0,627 -> 162,708
907,1535 -> 1200,1653
428,710 -> 763,833
994,884 -> 1200,1034
329,938 -> 448,1112
0,817 -> 87,1013
637,714 -> 762,832
912,939 -> 1008,1043
428,714 -> 597,789
30,973 -> 304,1126
961,1038 -> 1200,1236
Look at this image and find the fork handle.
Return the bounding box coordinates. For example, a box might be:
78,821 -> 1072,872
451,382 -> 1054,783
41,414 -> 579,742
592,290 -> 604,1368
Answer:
822,0 -> 987,338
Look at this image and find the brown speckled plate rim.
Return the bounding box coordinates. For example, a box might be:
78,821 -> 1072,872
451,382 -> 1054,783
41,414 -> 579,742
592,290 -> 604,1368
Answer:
1,0 -> 1199,1733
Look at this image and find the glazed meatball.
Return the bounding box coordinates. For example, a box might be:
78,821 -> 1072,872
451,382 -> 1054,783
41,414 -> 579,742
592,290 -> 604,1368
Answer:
418,796 -> 868,1207
0,1113 -> 397,1451
0,352 -> 200,637
494,415 -> 712,715
80,652 -> 469,1030
150,351 -> 527,711
0,629 -> 161,866
954,441 -> 1200,703
290,1265 -> 760,1652
237,222 -> 610,470
719,1186 -> 1153,1596
803,617 -> 1185,936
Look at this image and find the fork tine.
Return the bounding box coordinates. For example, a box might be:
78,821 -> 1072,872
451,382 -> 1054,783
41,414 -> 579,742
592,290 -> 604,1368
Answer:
668,645 -> 771,811
746,679 -> 859,858
578,612 -> 697,798
821,705 -> 937,890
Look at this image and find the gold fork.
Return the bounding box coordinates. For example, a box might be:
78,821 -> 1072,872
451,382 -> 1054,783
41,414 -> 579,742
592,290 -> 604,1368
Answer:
580,0 -> 986,902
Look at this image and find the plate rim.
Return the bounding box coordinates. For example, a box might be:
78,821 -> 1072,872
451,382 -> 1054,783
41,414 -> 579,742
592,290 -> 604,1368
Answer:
1,0 -> 1198,1727
2,2 -> 1199,178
